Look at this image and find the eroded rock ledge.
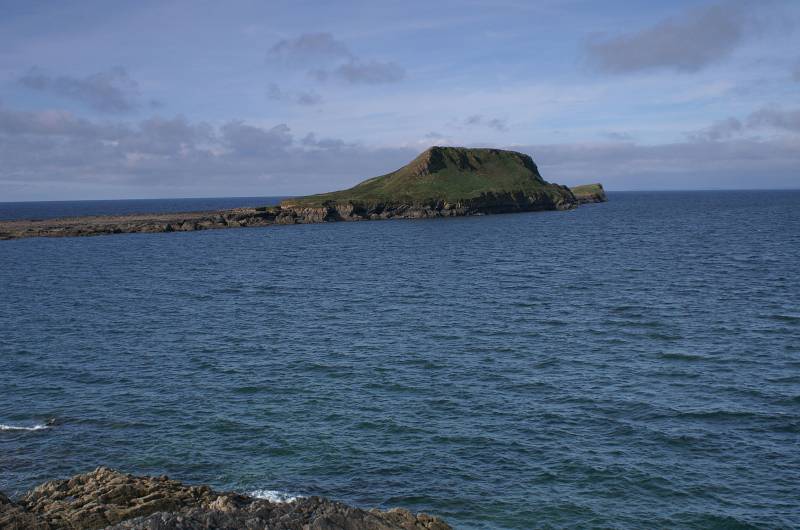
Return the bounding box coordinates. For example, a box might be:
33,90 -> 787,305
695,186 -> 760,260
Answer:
0,190 -> 579,241
0,467 -> 451,530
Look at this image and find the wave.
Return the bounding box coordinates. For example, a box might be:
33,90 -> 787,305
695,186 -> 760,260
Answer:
0,422 -> 49,431
658,352 -> 705,361
249,489 -> 303,503
767,313 -> 800,323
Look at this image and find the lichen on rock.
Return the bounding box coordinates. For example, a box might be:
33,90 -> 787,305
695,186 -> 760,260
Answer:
0,467 -> 451,530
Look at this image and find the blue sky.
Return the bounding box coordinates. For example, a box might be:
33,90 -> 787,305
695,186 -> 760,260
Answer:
1,0 -> 799,200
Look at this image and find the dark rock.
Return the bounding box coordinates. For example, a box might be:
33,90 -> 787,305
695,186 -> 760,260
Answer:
1,467 -> 451,530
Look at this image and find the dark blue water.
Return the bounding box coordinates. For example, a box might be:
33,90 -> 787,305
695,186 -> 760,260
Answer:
1,191 -> 799,529
0,196 -> 284,221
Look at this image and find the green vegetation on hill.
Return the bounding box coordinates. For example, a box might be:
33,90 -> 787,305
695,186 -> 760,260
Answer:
569,183 -> 607,203
282,146 -> 572,207
570,183 -> 604,196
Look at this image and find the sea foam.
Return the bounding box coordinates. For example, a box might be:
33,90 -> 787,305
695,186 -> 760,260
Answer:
249,489 -> 302,503
0,423 -> 49,431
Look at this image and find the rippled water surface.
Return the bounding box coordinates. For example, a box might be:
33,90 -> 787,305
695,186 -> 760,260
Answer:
1,191 -> 799,529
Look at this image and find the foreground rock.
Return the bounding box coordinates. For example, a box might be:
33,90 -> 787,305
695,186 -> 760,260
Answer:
0,467 -> 451,530
0,146 -> 607,240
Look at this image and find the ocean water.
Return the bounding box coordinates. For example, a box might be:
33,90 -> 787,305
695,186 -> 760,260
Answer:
1,191 -> 799,529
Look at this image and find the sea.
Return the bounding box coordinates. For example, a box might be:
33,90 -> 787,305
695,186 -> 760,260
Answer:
1,191 -> 798,529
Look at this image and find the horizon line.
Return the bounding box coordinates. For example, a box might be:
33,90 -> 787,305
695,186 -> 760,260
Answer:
2,187 -> 800,204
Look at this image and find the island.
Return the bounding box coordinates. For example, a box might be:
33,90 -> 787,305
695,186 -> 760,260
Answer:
0,467 -> 451,529
0,146 -> 607,240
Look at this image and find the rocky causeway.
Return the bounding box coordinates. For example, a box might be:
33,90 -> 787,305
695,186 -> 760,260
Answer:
0,147 -> 606,240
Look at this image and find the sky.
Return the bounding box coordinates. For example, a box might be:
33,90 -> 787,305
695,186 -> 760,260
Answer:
0,0 -> 799,201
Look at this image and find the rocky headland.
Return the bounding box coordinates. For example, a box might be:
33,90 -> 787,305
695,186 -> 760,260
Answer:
569,183 -> 608,204
0,467 -> 451,530
0,146 -> 607,240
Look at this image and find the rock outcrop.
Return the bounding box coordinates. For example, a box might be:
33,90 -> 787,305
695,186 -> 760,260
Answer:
0,467 -> 451,530
0,147 -> 606,240
569,183 -> 608,204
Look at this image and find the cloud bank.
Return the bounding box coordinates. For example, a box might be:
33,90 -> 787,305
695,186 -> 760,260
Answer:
1,100 -> 797,199
0,103 -> 416,197
526,136 -> 800,190
690,106 -> 800,140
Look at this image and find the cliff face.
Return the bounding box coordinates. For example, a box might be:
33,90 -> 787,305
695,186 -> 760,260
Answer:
0,467 -> 451,530
275,189 -> 576,224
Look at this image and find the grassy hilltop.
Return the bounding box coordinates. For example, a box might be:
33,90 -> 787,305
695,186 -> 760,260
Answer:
282,146 -> 575,208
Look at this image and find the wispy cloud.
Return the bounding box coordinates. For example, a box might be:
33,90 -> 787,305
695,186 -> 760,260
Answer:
18,67 -> 142,113
601,131 -> 634,141
689,117 -> 744,141
267,83 -> 323,106
586,3 -> 751,73
315,60 -> 405,85
268,32 -> 405,85
462,114 -> 508,132
267,32 -> 352,63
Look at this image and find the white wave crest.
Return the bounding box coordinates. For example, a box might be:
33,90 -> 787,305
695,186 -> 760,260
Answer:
0,423 -> 49,431
249,489 -> 302,503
